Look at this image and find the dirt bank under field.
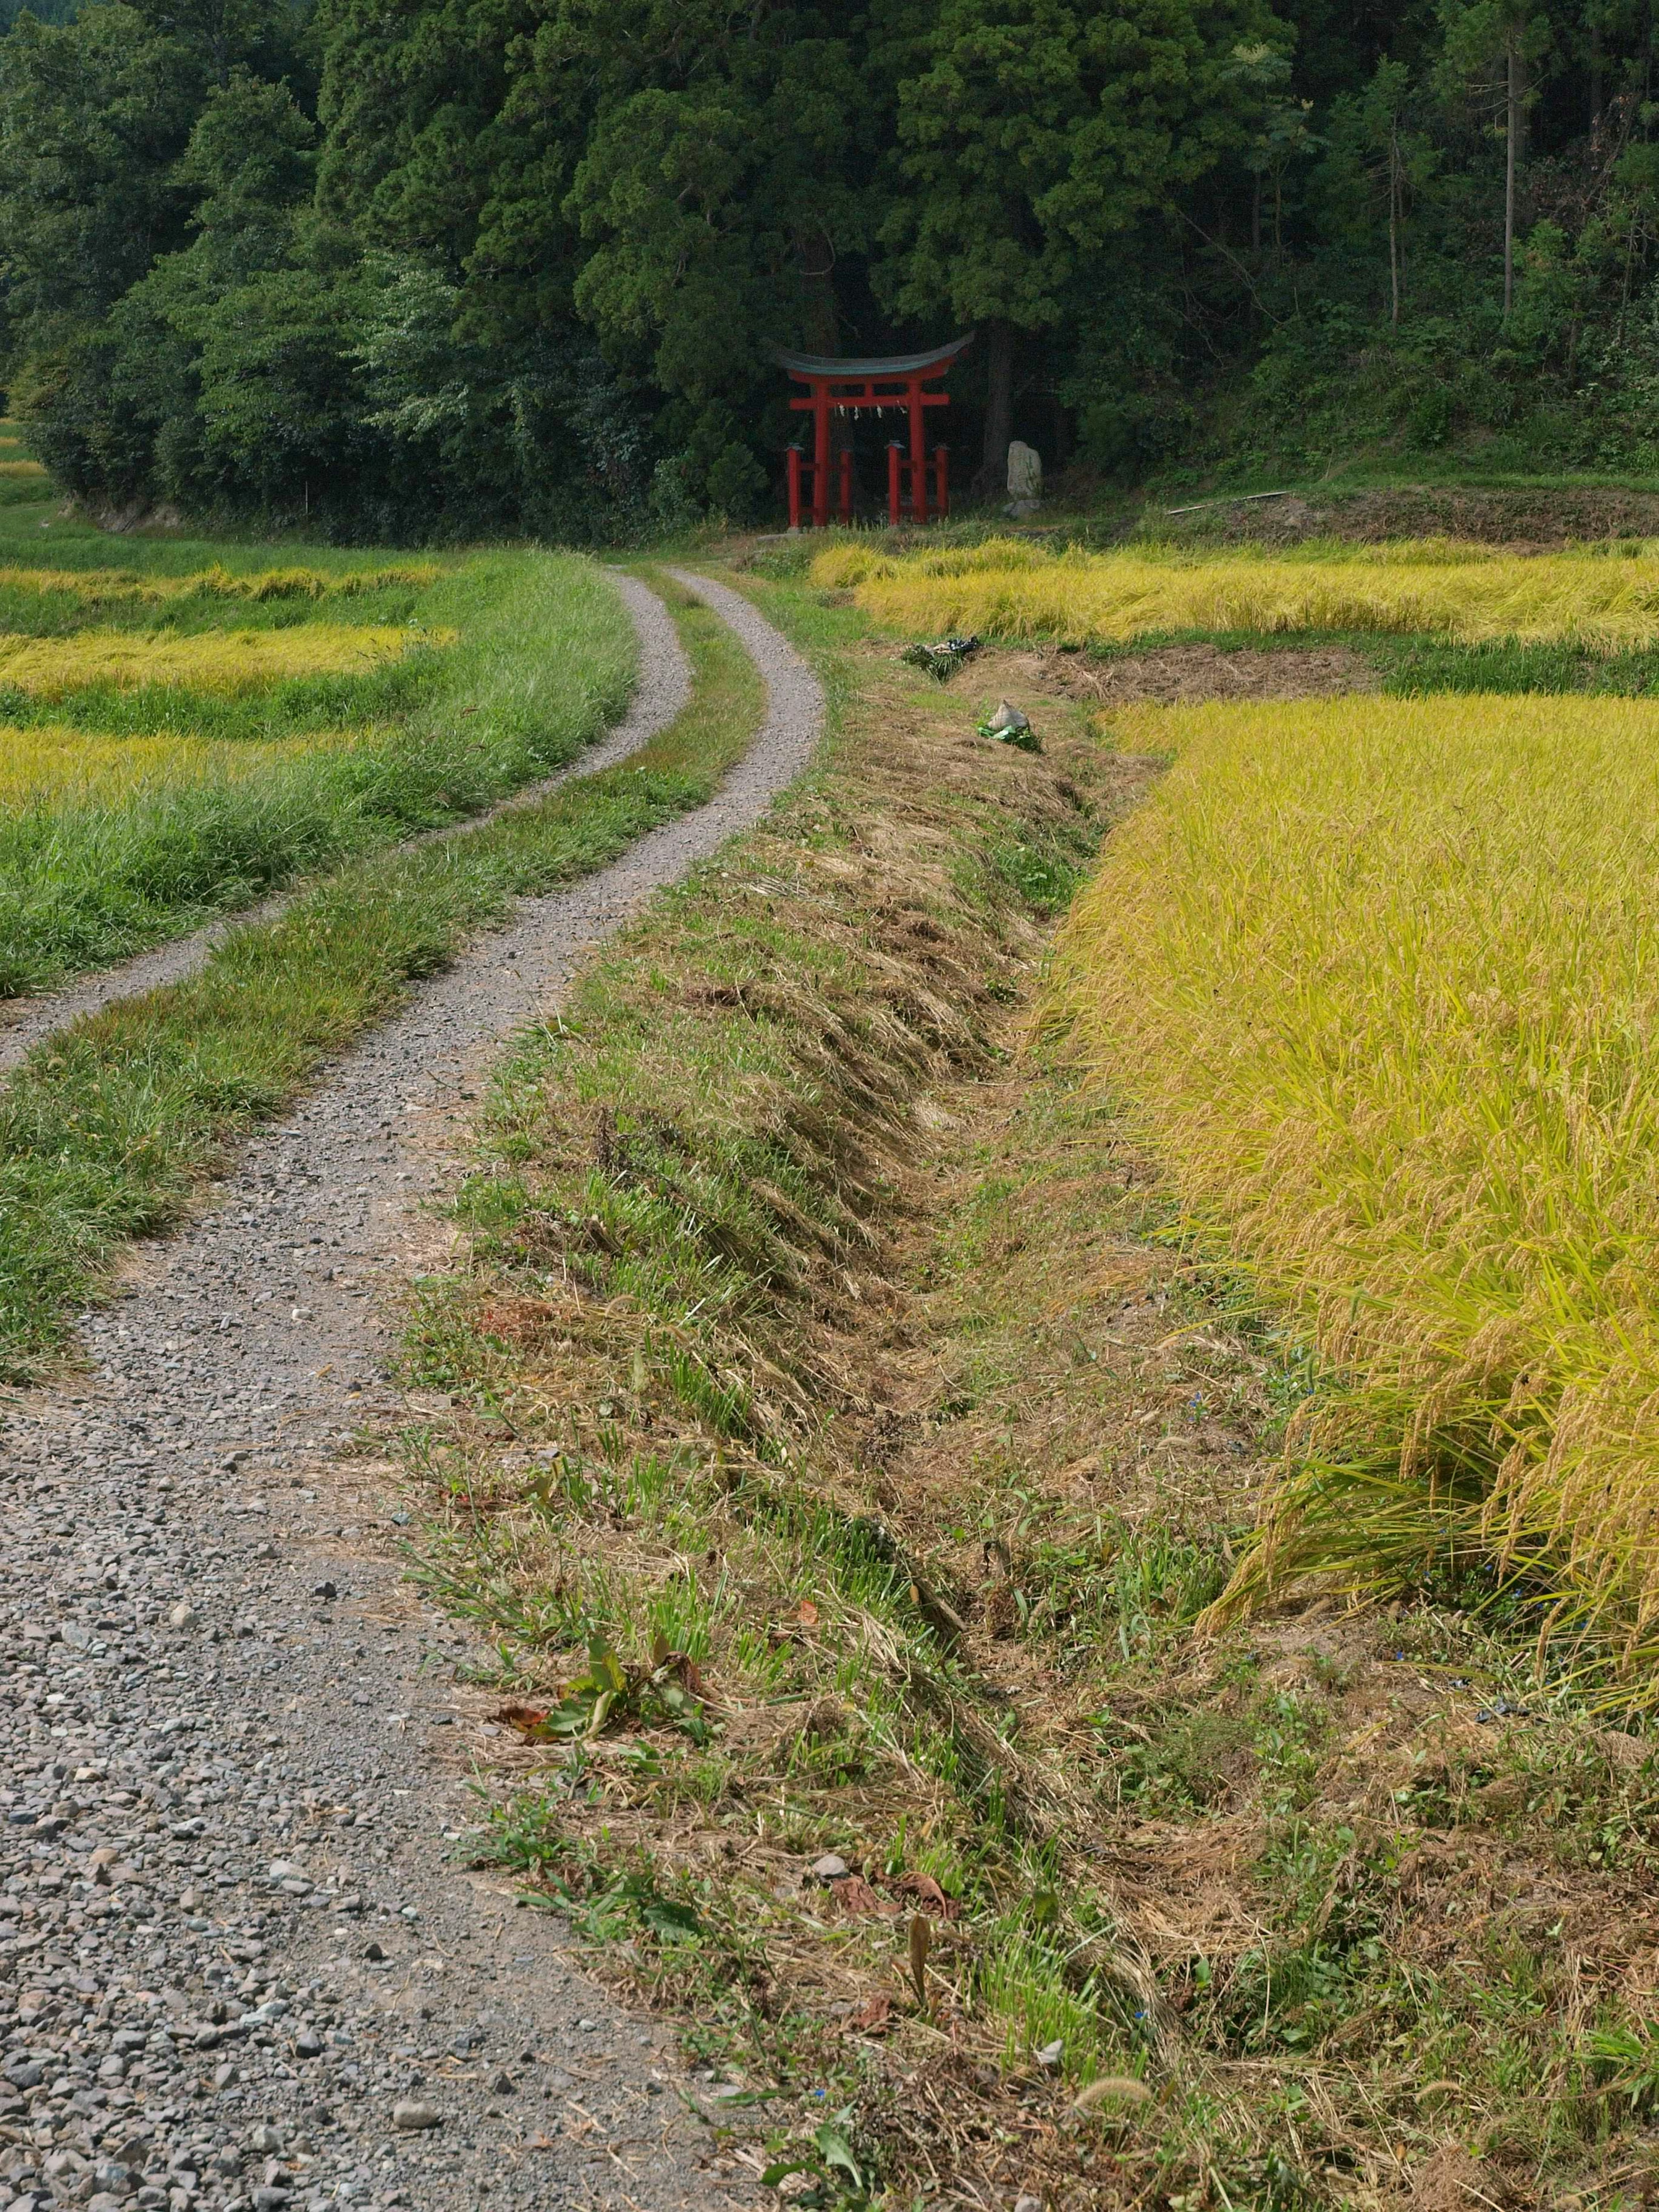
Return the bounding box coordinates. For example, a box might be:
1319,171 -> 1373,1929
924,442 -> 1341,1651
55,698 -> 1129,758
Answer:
1164,482 -> 1659,549
993,638 -> 1378,706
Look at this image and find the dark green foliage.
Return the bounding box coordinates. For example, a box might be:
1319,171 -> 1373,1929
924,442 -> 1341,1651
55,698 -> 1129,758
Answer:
8,0 -> 1659,530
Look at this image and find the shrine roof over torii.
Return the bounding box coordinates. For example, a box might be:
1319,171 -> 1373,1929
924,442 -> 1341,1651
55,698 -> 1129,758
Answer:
769,332 -> 976,382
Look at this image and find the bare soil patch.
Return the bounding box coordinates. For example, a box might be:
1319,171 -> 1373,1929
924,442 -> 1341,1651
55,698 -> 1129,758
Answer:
1168,483 -> 1659,549
988,639 -> 1378,707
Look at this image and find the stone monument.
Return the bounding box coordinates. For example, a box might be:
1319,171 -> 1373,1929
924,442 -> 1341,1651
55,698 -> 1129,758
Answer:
1006,440 -> 1042,516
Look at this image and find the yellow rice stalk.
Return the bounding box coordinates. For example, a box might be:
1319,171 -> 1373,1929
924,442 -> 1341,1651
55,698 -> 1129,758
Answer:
0,561 -> 439,604
836,540 -> 1659,651
0,623 -> 452,698
0,722 -> 357,804
1044,693 -> 1659,1675
0,460 -> 47,480
812,535 -> 1052,590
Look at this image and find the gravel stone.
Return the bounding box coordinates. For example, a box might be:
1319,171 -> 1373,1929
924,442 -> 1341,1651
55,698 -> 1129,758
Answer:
390,2103 -> 440,2132
0,573 -> 822,2209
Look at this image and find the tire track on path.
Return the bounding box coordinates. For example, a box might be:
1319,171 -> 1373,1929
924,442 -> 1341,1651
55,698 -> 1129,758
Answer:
0,571 -> 822,2212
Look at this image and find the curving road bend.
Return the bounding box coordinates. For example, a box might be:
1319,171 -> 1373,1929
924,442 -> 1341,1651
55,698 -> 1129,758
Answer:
0,570 -> 823,2212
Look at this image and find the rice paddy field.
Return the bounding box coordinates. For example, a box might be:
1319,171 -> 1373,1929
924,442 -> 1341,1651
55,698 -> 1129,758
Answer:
820,527 -> 1659,1685
0,423 -> 634,998
1041,692 -> 1659,1674
817,532 -> 1659,653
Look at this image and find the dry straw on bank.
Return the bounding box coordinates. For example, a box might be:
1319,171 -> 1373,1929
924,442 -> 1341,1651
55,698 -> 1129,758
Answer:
1044,691 -> 1659,1673
0,622 -> 451,697
818,536 -> 1659,650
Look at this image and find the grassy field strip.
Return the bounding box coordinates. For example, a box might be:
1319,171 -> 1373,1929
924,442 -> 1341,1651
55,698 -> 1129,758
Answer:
0,720 -> 353,803
818,535 -> 1659,650
1044,690 -> 1659,1675
0,621 -> 448,695
0,572 -> 659,1068
0,572 -> 754,1377
0,551 -> 636,1001
0,454 -> 48,504
0,560 -> 439,605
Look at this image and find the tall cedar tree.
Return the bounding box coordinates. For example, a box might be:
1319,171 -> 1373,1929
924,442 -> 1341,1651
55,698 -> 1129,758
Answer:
7,0 -> 1659,529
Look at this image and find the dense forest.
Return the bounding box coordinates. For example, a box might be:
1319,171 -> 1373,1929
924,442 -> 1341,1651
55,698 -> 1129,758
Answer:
2,0 -> 1656,539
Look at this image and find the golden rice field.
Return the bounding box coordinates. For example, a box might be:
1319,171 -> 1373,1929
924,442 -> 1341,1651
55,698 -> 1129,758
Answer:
817,535 -> 1659,649
0,621 -> 450,698
0,722 -> 356,804
1045,691 -> 1659,1674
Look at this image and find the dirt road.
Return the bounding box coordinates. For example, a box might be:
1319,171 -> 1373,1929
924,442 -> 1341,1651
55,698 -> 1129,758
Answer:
0,570 -> 821,2212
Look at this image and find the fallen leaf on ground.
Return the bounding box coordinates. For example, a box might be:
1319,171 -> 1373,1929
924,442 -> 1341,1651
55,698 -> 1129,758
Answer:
797,1600 -> 820,1626
909,1913 -> 931,2004
496,1705 -> 550,1737
833,1875 -> 899,1917
845,1992 -> 891,2035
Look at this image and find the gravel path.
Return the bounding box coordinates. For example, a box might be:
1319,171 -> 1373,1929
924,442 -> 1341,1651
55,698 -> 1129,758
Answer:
0,571 -> 823,2212
0,575 -> 690,1081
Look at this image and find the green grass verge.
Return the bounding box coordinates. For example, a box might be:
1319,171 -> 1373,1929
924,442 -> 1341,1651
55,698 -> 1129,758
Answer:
0,579 -> 431,639
0,551 -> 638,999
0,572 -> 761,1378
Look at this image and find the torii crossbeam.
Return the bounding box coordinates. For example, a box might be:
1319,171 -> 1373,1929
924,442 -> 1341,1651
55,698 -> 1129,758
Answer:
773,333 -> 974,530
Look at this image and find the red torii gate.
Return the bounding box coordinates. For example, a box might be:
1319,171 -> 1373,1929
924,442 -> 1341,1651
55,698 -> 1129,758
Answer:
774,333 -> 974,531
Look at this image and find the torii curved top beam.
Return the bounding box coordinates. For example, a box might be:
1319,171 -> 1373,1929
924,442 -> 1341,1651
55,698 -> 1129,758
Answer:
769,332 -> 976,381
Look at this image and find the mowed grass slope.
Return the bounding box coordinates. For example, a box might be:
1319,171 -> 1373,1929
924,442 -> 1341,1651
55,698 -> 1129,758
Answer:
386,591 -> 1659,2209
0,437 -> 634,997
1045,691 -> 1659,1674
819,534 -> 1659,652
